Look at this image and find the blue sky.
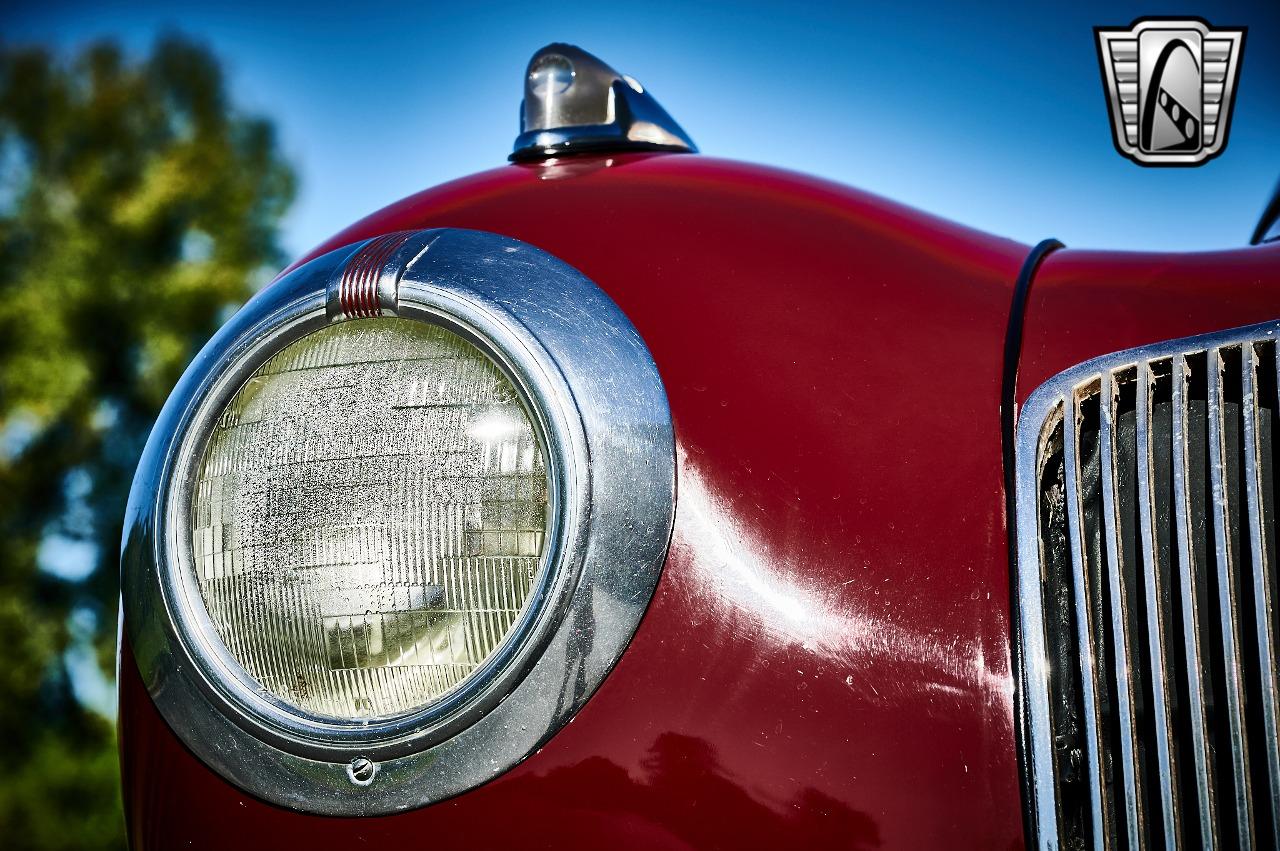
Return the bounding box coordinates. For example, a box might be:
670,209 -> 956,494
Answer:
6,1 -> 1279,255
4,0 -> 1276,717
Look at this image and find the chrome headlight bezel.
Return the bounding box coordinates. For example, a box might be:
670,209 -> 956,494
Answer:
122,228 -> 675,815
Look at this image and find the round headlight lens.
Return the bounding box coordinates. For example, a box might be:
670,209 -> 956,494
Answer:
189,317 -> 549,721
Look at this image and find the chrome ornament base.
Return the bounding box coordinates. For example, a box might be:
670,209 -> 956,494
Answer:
510,44 -> 696,162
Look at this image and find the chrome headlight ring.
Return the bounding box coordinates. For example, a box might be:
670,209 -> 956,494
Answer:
121,228 -> 675,815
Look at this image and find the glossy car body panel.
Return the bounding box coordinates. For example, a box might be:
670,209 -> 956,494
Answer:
1017,243 -> 1280,405
125,152 -> 1280,849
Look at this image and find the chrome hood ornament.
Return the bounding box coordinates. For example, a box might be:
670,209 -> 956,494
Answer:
511,44 -> 697,162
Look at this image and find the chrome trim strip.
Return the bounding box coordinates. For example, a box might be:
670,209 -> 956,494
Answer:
1099,370 -> 1145,848
1172,352 -> 1217,850
1017,402 -> 1065,849
1135,361 -> 1182,850
122,228 -> 676,815
1064,391 -> 1109,851
1207,348 -> 1255,849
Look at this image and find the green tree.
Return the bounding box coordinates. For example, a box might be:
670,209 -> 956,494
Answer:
0,34 -> 295,848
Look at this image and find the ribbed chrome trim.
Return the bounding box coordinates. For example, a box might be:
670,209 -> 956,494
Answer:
334,230 -> 415,317
1016,320 -> 1280,850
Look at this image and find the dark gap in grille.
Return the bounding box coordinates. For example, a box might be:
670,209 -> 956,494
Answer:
1080,391 -> 1126,845
1115,369 -> 1161,849
1184,351 -> 1226,848
1029,336 -> 1280,850
1149,361 -> 1199,846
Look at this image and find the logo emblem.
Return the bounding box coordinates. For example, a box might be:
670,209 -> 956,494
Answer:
1095,18 -> 1246,166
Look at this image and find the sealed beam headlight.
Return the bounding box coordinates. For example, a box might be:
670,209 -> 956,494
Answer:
191,317 -> 549,721
123,229 -> 674,815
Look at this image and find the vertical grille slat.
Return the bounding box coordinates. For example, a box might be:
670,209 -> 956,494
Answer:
1016,321 -> 1280,851
1172,352 -> 1219,850
1100,371 -> 1148,848
1249,345 -> 1280,843
1065,391 -> 1112,851
1135,361 -> 1182,850
1206,347 -> 1256,849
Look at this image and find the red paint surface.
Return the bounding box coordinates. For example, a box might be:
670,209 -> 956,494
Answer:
122,153 -> 1035,849
1018,243 -> 1280,403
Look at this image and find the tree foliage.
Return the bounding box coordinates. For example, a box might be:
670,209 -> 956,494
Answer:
0,34 -> 295,847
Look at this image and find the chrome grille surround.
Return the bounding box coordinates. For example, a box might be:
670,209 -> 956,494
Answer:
1015,320 -> 1280,850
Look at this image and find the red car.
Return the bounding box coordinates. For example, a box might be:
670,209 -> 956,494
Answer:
119,45 -> 1280,849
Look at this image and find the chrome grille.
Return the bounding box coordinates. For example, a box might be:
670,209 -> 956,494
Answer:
1015,322 -> 1280,850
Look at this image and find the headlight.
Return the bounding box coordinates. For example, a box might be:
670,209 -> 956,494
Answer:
191,317 -> 549,721
123,229 -> 674,815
